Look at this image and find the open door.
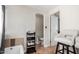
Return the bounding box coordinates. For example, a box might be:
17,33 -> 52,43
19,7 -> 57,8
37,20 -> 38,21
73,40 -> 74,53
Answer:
50,12 -> 60,46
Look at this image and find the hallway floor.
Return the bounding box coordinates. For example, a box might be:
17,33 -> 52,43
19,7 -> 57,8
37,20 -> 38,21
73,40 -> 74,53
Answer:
33,45 -> 56,54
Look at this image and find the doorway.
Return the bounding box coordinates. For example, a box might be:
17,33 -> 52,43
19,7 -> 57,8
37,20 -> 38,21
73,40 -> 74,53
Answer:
35,14 -> 44,47
50,12 -> 60,46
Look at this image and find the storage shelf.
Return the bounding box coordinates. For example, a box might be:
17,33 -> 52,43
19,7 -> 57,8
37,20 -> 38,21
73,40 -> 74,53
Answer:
27,46 -> 35,48
26,32 -> 36,53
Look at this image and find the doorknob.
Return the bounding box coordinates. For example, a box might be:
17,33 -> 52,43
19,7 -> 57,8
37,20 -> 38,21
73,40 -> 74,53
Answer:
45,26 -> 47,29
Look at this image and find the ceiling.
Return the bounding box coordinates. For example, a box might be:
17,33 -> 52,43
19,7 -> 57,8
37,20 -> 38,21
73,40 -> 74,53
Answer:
28,5 -> 58,12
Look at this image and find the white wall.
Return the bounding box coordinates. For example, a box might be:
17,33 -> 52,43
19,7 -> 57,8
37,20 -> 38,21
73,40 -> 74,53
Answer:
60,6 -> 79,30
5,6 -> 35,38
5,5 -> 46,51
43,14 -> 50,47
49,6 -> 79,31
5,5 -> 46,37
44,6 -> 79,47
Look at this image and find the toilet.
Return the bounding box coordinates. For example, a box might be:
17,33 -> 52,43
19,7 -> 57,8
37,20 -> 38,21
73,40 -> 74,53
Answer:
36,37 -> 43,46
40,38 -> 43,45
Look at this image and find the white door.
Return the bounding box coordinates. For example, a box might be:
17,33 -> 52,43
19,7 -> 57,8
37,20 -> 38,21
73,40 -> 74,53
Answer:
50,15 -> 58,46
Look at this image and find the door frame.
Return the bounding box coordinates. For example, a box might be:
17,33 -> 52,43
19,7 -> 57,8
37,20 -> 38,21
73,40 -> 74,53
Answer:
50,11 -> 60,46
35,13 -> 44,46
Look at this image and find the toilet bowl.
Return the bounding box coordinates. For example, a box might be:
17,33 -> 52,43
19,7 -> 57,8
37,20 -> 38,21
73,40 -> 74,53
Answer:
36,37 -> 43,45
40,38 -> 43,45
